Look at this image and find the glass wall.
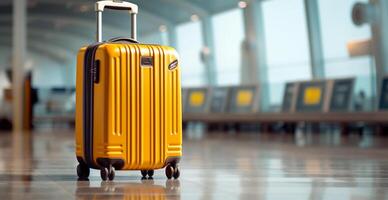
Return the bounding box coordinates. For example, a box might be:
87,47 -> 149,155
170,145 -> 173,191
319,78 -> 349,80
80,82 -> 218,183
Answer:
32,56 -> 65,88
140,32 -> 163,45
212,9 -> 245,86
176,21 -> 206,87
262,0 -> 311,107
318,0 -> 373,109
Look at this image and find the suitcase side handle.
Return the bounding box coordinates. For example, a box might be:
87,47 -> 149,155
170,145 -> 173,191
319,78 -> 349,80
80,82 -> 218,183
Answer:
95,0 -> 138,42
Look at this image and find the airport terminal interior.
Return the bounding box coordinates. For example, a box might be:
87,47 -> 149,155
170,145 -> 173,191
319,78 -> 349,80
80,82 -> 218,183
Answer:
1,0 -> 388,199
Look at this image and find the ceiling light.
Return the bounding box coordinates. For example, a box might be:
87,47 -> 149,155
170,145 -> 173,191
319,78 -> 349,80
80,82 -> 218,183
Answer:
27,0 -> 38,8
79,5 -> 90,12
25,59 -> 34,71
191,14 -> 199,22
238,1 -> 247,9
201,46 -> 211,55
159,25 -> 167,32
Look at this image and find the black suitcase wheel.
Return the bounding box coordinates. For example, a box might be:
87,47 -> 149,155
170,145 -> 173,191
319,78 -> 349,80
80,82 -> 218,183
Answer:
147,170 -> 154,178
141,170 -> 148,178
77,164 -> 90,179
173,166 -> 180,179
108,166 -> 115,181
165,165 -> 174,179
100,168 -> 108,181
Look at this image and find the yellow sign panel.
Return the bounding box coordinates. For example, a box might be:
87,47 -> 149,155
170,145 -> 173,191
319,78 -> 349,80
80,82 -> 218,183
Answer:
303,87 -> 322,105
190,91 -> 205,106
236,90 -> 253,106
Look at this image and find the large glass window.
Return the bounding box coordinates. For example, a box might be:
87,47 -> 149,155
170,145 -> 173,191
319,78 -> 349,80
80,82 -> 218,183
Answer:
212,9 -> 245,86
176,21 -> 206,87
140,32 -> 163,45
318,0 -> 373,109
319,0 -> 370,59
32,57 -> 65,88
262,0 -> 311,106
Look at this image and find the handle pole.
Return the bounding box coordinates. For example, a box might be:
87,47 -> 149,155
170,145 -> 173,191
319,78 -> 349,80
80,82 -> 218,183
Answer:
95,1 -> 138,42
97,11 -> 102,42
131,13 -> 137,40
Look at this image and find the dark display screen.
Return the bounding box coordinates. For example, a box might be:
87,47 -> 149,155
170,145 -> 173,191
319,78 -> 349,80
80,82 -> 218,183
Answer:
379,77 -> 388,110
282,83 -> 295,112
209,88 -> 229,113
329,79 -> 354,111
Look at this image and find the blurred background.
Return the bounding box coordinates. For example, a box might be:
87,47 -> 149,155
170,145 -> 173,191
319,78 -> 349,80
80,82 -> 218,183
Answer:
1,0 -> 388,131
1,0 -> 388,199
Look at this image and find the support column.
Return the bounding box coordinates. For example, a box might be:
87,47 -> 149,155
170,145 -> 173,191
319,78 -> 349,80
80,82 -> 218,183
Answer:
201,17 -> 217,86
158,24 -> 177,48
167,25 -> 178,49
242,0 -> 270,111
304,0 -> 325,79
369,0 -> 388,109
12,0 -> 27,132
379,0 -> 388,74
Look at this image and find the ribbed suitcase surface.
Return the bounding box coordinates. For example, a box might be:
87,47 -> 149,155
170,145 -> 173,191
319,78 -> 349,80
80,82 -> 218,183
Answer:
76,43 -> 182,170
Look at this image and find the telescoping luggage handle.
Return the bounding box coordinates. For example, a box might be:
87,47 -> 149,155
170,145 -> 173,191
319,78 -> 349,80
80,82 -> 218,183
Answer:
95,0 -> 138,42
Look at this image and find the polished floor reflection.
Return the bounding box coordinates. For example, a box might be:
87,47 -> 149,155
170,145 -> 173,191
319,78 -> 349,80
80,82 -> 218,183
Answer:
1,129 -> 388,199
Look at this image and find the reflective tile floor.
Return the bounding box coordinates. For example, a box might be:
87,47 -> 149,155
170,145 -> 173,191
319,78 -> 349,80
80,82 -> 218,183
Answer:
1,129 -> 388,199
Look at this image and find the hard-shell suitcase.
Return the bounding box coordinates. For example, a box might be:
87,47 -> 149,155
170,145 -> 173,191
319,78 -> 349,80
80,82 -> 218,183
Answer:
75,0 -> 182,181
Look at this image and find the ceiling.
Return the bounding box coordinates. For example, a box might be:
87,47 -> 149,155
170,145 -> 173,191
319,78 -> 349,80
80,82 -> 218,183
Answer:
0,0 -> 241,63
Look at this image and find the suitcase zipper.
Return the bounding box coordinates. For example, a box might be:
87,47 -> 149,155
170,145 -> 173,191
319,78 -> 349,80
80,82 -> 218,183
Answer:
83,43 -> 102,169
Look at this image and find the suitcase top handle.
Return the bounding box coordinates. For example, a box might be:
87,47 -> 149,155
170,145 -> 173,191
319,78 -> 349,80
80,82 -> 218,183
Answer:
95,0 -> 138,42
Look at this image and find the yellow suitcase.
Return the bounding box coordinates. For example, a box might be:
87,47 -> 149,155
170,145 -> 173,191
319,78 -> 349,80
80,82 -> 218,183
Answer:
75,1 -> 182,181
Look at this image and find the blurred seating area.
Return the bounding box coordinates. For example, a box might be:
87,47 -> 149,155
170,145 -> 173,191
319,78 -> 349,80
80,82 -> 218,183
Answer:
33,87 -> 75,127
182,76 -> 388,134
1,74 -> 388,132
